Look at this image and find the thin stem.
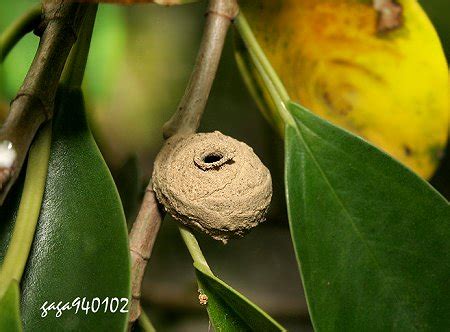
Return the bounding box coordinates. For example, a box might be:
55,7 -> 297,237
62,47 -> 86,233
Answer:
0,123 -> 52,298
233,12 -> 294,126
128,184 -> 164,326
138,310 -> 157,332
0,1 -> 89,205
233,31 -> 285,135
179,226 -> 213,275
247,43 -> 293,126
233,13 -> 290,104
0,4 -> 42,62
162,0 -> 239,138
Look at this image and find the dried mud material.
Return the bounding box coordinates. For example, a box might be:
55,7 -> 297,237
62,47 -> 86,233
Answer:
152,131 -> 272,243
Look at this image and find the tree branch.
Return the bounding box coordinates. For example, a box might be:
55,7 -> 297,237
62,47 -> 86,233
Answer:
128,183 -> 165,325
128,0 -> 238,326
162,0 -> 239,138
0,0 -> 89,205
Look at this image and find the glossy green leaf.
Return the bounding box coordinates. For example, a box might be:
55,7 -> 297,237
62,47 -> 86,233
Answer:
19,86 -> 130,331
0,281 -> 22,332
194,262 -> 285,332
285,101 -> 450,330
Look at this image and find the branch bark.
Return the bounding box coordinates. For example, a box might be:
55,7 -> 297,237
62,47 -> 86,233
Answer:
128,0 -> 238,327
0,0 -> 89,204
162,0 -> 239,138
128,183 -> 165,325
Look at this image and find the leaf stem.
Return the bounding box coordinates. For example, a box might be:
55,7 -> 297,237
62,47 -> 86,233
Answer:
0,4 -> 42,63
0,1 -> 89,205
0,123 -> 52,298
138,310 -> 156,332
179,226 -> 213,275
233,13 -> 294,126
128,183 -> 164,326
233,14 -> 289,103
162,0 -> 239,138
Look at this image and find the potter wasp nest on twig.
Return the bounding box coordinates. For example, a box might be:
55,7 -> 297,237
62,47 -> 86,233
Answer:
152,131 -> 272,243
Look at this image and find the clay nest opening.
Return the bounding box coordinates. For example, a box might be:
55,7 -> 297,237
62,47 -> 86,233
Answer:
152,131 -> 272,243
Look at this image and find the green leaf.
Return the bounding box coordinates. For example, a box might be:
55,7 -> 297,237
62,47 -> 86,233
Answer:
0,281 -> 22,332
285,101 -> 450,330
194,262 -> 285,332
19,86 -> 130,331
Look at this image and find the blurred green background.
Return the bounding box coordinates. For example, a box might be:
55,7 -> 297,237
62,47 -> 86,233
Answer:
0,1 -> 448,331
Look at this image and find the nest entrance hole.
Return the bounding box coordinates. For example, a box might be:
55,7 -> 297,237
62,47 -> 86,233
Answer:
203,153 -> 223,164
194,148 -> 234,171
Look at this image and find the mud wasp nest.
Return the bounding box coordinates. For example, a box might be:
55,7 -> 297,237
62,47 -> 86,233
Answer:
152,131 -> 272,243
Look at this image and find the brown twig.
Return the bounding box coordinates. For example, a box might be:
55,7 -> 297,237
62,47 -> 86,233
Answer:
128,0 -> 238,327
0,0 -> 89,205
162,0 -> 239,138
128,182 -> 164,325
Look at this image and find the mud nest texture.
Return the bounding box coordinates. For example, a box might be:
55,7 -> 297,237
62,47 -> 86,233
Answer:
152,131 -> 272,243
